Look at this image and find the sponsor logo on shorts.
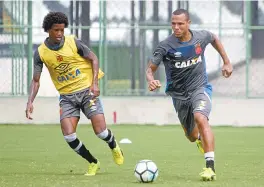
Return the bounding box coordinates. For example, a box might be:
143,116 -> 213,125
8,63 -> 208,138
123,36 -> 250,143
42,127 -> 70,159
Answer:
196,100 -> 206,111
89,99 -> 97,112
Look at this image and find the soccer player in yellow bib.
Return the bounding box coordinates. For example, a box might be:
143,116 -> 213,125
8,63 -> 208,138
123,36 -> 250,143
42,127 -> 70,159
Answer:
25,12 -> 124,176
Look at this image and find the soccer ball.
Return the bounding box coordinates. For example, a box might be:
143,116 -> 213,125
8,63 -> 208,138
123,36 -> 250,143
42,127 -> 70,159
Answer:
134,160 -> 159,183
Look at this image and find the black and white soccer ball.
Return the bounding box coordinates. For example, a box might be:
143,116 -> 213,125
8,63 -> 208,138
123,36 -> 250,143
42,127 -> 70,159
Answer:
134,160 -> 159,183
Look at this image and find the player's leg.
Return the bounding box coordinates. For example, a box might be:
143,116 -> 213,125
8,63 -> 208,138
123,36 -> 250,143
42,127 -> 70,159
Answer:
172,98 -> 199,141
90,113 -> 124,165
61,116 -> 79,133
187,125 -> 204,153
192,90 -> 216,181
81,93 -> 124,165
60,95 -> 99,176
172,98 -> 204,153
194,113 -> 216,181
90,113 -> 116,149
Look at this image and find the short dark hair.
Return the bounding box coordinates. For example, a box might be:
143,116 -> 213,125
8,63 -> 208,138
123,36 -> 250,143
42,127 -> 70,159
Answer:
172,9 -> 190,20
42,12 -> 69,32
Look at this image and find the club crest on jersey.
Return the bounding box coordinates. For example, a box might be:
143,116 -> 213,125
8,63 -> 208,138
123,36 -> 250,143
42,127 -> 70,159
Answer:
56,55 -> 63,62
195,43 -> 202,55
174,56 -> 202,68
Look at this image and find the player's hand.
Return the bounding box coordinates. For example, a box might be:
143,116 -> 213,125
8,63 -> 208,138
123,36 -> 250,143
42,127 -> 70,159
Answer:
25,102 -> 34,120
148,80 -> 161,91
222,63 -> 233,78
90,83 -> 100,98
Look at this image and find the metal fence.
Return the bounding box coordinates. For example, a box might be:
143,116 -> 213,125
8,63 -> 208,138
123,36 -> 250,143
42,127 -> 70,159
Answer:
0,0 -> 263,98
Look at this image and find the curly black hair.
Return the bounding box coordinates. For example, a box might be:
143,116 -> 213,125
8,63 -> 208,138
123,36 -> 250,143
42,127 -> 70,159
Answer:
42,12 -> 69,32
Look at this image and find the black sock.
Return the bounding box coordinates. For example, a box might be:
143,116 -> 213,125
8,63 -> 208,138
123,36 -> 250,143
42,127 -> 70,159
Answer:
68,138 -> 97,163
103,129 -> 116,149
206,160 -> 215,172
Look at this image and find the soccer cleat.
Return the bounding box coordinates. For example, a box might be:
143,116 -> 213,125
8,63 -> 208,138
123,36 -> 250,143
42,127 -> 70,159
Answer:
111,141 -> 124,165
196,139 -> 204,154
84,161 -> 100,176
199,168 -> 216,181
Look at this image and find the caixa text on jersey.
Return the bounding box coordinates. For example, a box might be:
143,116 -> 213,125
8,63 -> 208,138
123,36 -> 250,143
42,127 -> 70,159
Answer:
57,69 -> 81,82
174,56 -> 202,69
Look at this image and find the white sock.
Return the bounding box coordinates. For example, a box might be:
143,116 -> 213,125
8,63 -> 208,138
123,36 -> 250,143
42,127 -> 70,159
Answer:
204,151 -> 214,161
96,129 -> 108,139
198,133 -> 201,140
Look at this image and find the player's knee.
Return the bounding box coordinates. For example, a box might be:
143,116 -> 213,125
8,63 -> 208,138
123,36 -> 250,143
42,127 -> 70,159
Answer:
186,135 -> 196,142
62,129 -> 75,136
96,128 -> 113,142
185,125 -> 199,142
61,121 -> 76,136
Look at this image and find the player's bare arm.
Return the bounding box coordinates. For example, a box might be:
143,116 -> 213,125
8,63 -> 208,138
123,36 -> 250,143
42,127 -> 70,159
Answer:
26,73 -> 41,120
84,51 -> 100,97
211,34 -> 233,78
146,62 -> 161,91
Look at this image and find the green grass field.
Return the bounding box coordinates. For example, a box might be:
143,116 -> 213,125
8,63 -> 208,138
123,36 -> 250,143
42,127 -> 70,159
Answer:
1,125 -> 264,187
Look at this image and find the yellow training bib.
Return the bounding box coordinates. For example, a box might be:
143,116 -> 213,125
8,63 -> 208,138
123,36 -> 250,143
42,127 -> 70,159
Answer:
38,35 -> 104,94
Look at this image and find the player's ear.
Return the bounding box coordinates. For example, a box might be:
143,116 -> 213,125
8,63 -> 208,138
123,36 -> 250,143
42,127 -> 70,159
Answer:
47,27 -> 52,33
